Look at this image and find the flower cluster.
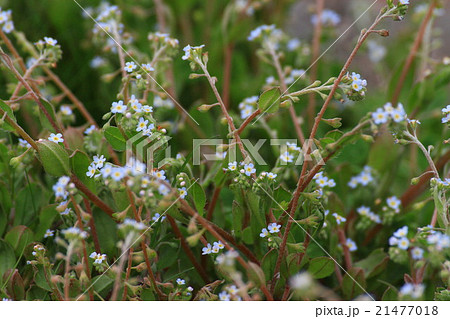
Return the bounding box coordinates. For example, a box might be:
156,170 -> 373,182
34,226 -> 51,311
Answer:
238,96 -> 258,119
356,206 -> 381,224
279,142 -> 302,164
260,223 -> 281,239
202,241 -> 225,255
348,166 -> 374,188
218,285 -> 242,301
427,232 -> 450,252
372,102 -> 406,125
62,227 -> 88,241
399,283 -> 424,299
247,24 -> 284,50
182,44 -> 205,62
389,226 -> 409,250
0,8 -> 14,33
118,218 -> 146,233
313,171 -> 336,188
343,72 -> 368,101
52,176 -> 71,200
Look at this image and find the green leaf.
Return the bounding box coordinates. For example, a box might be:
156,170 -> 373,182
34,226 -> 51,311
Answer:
92,275 -> 114,294
93,209 -> 118,257
5,226 -> 34,257
0,239 -> 16,280
354,248 -> 389,279
258,87 -> 281,113
191,182 -> 206,216
70,150 -> 96,192
308,257 -> 335,279
36,140 -> 70,177
3,269 -> 25,300
33,264 -> 52,292
14,183 -> 43,226
261,249 -> 278,280
342,267 -> 366,299
104,126 -> 126,151
38,98 -> 58,131
382,287 -> 398,301
34,205 -> 58,240
231,201 -> 244,237
247,262 -> 266,286
0,99 -> 16,132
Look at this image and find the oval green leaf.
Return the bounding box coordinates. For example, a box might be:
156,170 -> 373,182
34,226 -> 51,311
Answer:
36,139 -> 70,176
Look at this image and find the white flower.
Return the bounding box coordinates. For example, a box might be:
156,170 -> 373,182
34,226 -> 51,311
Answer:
358,172 -> 373,186
18,138 -> 31,148
202,243 -> 212,255
124,61 -> 137,73
387,196 -> 401,212
141,63 -> 155,72
290,272 -> 313,290
118,218 -> 146,232
357,206 -> 371,216
86,164 -> 97,178
393,226 -> 408,238
389,236 -> 398,246
280,151 -> 294,163
60,207 -> 71,216
267,172 -> 277,180
143,105 -> 153,113
93,155 -> 106,169
111,100 -> 127,114
89,252 -> 107,264
2,20 -> 13,33
213,241 -> 225,250
411,247 -> 424,260
178,187 -> 187,199
287,38 -> 301,51
311,9 -> 340,26
176,278 -> 185,285
111,167 -> 125,181
136,117 -> 148,132
397,237 -> 409,250
84,125 -> 96,135
152,213 -> 166,222
267,223 -> 281,233
153,170 -> 166,180
60,106 -> 72,116
399,0 -> 409,5
219,291 -> 231,301
332,213 -> 346,225
158,184 -> 170,196
400,283 -> 424,299
44,229 -> 54,238
62,227 -> 88,240
240,106 -> 253,119
372,108 -> 388,125
44,37 -> 58,46
260,228 -> 269,238
346,238 -> 357,252
100,164 -> 113,178
228,161 -> 237,171
243,163 -> 256,176
48,133 -> 64,143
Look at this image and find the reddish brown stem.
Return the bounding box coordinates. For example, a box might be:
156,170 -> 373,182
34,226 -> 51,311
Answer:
206,186 -> 222,220
71,175 -> 115,217
83,198 -> 102,252
337,228 -> 352,269
167,215 -> 209,283
121,248 -> 134,301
